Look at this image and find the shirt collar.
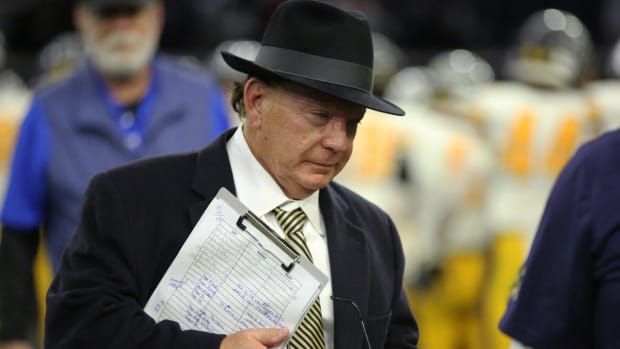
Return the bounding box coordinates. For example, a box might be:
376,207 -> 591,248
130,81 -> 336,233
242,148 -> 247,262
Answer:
278,192 -> 322,236
226,127 -> 324,235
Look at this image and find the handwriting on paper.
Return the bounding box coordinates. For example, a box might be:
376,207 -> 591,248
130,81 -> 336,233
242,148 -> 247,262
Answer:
155,219 -> 302,333
144,190 -> 327,349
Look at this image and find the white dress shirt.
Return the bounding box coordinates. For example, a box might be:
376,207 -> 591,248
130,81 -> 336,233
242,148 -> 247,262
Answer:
226,127 -> 335,348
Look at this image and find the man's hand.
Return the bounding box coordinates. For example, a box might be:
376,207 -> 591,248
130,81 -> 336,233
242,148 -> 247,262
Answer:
220,327 -> 289,349
0,340 -> 35,349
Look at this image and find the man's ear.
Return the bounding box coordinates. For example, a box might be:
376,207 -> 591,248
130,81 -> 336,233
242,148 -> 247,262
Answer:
243,78 -> 268,128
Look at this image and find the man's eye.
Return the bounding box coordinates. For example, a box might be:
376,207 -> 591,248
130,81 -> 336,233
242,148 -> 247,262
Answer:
313,112 -> 330,119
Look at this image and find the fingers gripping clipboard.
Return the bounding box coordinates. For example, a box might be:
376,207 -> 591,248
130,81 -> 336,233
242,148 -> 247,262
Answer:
144,188 -> 328,347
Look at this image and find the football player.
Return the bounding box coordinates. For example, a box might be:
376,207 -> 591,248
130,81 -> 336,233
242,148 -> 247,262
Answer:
468,9 -> 599,349
383,62 -> 493,349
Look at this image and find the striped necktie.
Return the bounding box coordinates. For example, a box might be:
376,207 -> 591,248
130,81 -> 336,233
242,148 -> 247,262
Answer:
273,207 -> 326,349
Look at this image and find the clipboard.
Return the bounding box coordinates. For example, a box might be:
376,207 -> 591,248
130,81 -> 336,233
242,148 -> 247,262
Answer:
144,188 -> 328,347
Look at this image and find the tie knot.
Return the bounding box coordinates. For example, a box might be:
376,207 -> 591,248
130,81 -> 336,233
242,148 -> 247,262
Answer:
273,207 -> 307,236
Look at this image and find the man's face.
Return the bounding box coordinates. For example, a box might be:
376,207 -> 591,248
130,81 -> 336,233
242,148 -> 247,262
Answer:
245,79 -> 365,199
75,2 -> 163,79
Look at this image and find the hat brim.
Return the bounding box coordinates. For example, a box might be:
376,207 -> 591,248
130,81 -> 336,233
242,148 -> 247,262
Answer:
221,51 -> 405,116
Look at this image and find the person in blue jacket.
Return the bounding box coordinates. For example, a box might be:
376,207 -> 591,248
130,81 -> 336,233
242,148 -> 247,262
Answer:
499,129 -> 620,349
0,0 -> 230,347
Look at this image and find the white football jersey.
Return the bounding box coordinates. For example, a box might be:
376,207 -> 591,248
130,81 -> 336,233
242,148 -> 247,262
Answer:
338,104 -> 492,282
584,79 -> 620,133
466,81 -> 597,242
398,102 -> 492,278
336,109 -> 407,220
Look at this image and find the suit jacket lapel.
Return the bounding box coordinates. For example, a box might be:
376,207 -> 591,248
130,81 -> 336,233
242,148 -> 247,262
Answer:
321,186 -> 369,349
185,134 -> 371,347
187,128 -> 237,227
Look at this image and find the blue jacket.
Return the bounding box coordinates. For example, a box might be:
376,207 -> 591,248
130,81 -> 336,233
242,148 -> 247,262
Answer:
45,129 -> 419,349
1,56 -> 230,270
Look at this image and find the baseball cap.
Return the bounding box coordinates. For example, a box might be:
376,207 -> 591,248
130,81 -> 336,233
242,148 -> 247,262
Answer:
79,0 -> 154,11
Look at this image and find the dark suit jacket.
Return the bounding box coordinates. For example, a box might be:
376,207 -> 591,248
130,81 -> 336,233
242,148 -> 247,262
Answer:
45,129 -> 419,349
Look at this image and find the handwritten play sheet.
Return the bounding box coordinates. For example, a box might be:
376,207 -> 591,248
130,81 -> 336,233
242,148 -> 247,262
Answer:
144,188 -> 328,348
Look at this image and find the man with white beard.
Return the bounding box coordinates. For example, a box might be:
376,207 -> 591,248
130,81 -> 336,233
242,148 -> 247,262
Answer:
0,1 -> 230,348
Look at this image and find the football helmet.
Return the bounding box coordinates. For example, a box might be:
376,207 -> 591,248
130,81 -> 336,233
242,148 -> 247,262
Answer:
0,31 -> 28,91
37,32 -> 85,84
606,37 -> 620,78
505,9 -> 594,88
383,66 -> 439,105
425,49 -> 495,117
207,39 -> 260,83
371,31 -> 405,96
428,49 -> 495,93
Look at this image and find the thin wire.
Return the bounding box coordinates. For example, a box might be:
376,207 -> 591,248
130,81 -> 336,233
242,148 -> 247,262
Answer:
330,296 -> 372,349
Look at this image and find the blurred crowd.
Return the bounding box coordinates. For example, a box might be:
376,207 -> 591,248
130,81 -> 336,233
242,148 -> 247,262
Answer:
3,0 -> 620,81
2,1 -> 620,349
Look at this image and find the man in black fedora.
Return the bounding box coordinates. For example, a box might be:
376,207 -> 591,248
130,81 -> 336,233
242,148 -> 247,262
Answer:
44,0 -> 420,348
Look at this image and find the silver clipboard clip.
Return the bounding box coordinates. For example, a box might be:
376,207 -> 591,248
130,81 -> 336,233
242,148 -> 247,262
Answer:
236,210 -> 301,272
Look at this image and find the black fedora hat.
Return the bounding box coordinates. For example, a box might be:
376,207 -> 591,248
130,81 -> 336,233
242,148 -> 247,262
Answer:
221,0 -> 405,116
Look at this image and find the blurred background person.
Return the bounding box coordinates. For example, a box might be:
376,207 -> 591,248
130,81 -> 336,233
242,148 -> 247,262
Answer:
22,30 -> 87,349
499,18 -> 620,349
0,0 -> 230,348
384,54 -> 494,349
457,9 -> 601,349
334,36 -> 494,349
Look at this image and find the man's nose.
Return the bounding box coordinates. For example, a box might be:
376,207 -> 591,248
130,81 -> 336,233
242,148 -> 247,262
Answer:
322,117 -> 351,152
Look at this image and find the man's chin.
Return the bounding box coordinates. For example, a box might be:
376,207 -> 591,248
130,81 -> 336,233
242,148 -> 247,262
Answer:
301,174 -> 333,190
93,51 -> 151,79
283,176 -> 332,199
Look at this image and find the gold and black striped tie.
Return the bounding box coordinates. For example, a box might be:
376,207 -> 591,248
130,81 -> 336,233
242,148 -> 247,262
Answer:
273,207 -> 326,349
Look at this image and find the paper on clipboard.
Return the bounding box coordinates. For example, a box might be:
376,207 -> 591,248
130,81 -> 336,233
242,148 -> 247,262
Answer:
144,188 -> 328,347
